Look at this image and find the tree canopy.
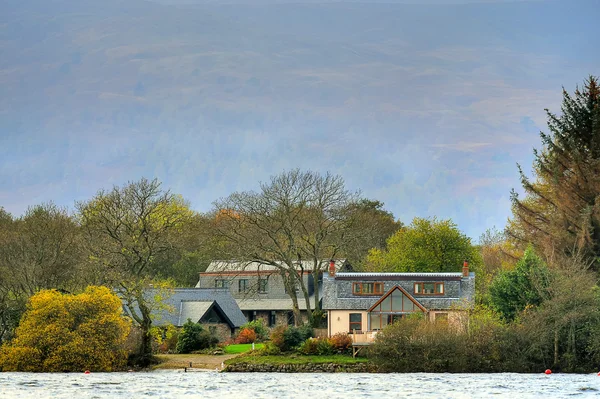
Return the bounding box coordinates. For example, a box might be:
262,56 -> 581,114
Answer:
77,178 -> 192,363
0,203 -> 84,341
488,247 -> 550,322
0,286 -> 130,372
365,217 -> 480,273
508,76 -> 600,270
211,169 -> 396,326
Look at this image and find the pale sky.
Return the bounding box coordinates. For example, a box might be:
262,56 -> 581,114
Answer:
1,0 -> 598,240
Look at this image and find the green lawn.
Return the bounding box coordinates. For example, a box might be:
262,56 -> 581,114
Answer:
225,354 -> 368,365
223,343 -> 265,354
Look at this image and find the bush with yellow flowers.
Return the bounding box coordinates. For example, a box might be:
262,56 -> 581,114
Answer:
0,286 -> 131,372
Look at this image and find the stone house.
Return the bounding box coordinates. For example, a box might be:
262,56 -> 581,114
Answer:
196,260 -> 352,326
149,288 -> 247,342
322,262 -> 475,342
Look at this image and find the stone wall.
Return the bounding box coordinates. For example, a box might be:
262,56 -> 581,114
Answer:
224,362 -> 376,373
204,323 -> 234,342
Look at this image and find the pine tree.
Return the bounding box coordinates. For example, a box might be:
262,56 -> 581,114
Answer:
508,76 -> 600,269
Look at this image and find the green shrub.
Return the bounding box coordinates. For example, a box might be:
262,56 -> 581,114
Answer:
330,332 -> 352,354
297,338 -> 319,355
368,308 -> 561,373
270,325 -> 313,351
297,324 -> 314,341
298,337 -> 335,355
241,320 -> 269,341
316,338 -> 336,355
283,326 -> 303,350
257,342 -> 281,356
176,320 -> 218,354
370,316 -> 467,372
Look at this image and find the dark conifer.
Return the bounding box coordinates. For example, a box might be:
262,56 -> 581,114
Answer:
509,76 -> 600,270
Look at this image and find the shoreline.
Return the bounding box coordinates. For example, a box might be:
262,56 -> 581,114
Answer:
152,353 -> 238,371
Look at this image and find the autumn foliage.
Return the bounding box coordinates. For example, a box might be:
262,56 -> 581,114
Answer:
330,332 -> 353,353
0,286 -> 131,372
235,327 -> 257,344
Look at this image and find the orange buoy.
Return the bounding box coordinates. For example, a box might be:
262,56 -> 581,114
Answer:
84,370 -> 91,374
545,369 -> 552,375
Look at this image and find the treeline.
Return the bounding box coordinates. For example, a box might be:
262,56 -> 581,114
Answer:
372,76 -> 600,373
0,173 -> 402,364
0,186 -> 212,355
0,76 -> 598,372
371,248 -> 600,372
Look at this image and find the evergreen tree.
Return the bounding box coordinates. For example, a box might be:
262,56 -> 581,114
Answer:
488,247 -> 550,321
176,320 -> 216,354
509,76 -> 600,270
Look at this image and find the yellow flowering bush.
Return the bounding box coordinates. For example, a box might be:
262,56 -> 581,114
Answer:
0,286 -> 131,372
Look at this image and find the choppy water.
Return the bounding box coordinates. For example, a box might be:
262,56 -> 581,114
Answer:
1,371 -> 599,398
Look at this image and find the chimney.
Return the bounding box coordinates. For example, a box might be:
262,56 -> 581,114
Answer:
329,259 -> 336,277
462,260 -> 469,278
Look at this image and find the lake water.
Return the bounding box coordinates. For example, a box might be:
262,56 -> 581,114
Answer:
1,371 -> 599,398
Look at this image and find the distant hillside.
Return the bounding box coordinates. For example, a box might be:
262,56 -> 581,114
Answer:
2,0 -> 593,139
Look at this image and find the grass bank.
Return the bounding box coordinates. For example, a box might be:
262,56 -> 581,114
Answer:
154,353 -> 237,370
225,353 -> 368,366
223,343 -> 265,354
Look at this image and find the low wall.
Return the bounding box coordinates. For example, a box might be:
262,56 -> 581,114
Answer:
224,362 -> 376,373
313,328 -> 328,338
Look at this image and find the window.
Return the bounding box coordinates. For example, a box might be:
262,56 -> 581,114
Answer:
215,279 -> 228,289
258,278 -> 268,294
349,313 -> 362,332
238,279 -> 249,293
269,311 -> 277,327
352,282 -> 384,295
414,282 -> 444,295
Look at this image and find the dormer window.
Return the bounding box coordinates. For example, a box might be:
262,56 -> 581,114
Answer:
414,282 -> 444,295
353,282 -> 384,295
258,278 -> 268,294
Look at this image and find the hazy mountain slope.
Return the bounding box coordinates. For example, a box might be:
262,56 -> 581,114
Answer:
0,0 -> 598,238
2,0 -> 595,138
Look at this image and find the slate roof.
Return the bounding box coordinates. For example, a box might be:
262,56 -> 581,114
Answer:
205,259 -> 349,273
146,288 -> 247,328
322,272 -> 475,311
334,272 -> 465,279
235,296 -> 319,311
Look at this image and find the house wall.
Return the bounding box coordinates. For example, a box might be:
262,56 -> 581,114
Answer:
323,274 -> 475,312
203,323 -> 234,342
198,272 -> 316,300
327,310 -> 467,336
428,310 -> 468,330
328,310 -> 369,336
243,309 -> 306,326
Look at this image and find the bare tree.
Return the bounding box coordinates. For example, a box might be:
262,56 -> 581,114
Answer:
77,178 -> 192,364
211,169 -> 387,326
0,204 -> 84,340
